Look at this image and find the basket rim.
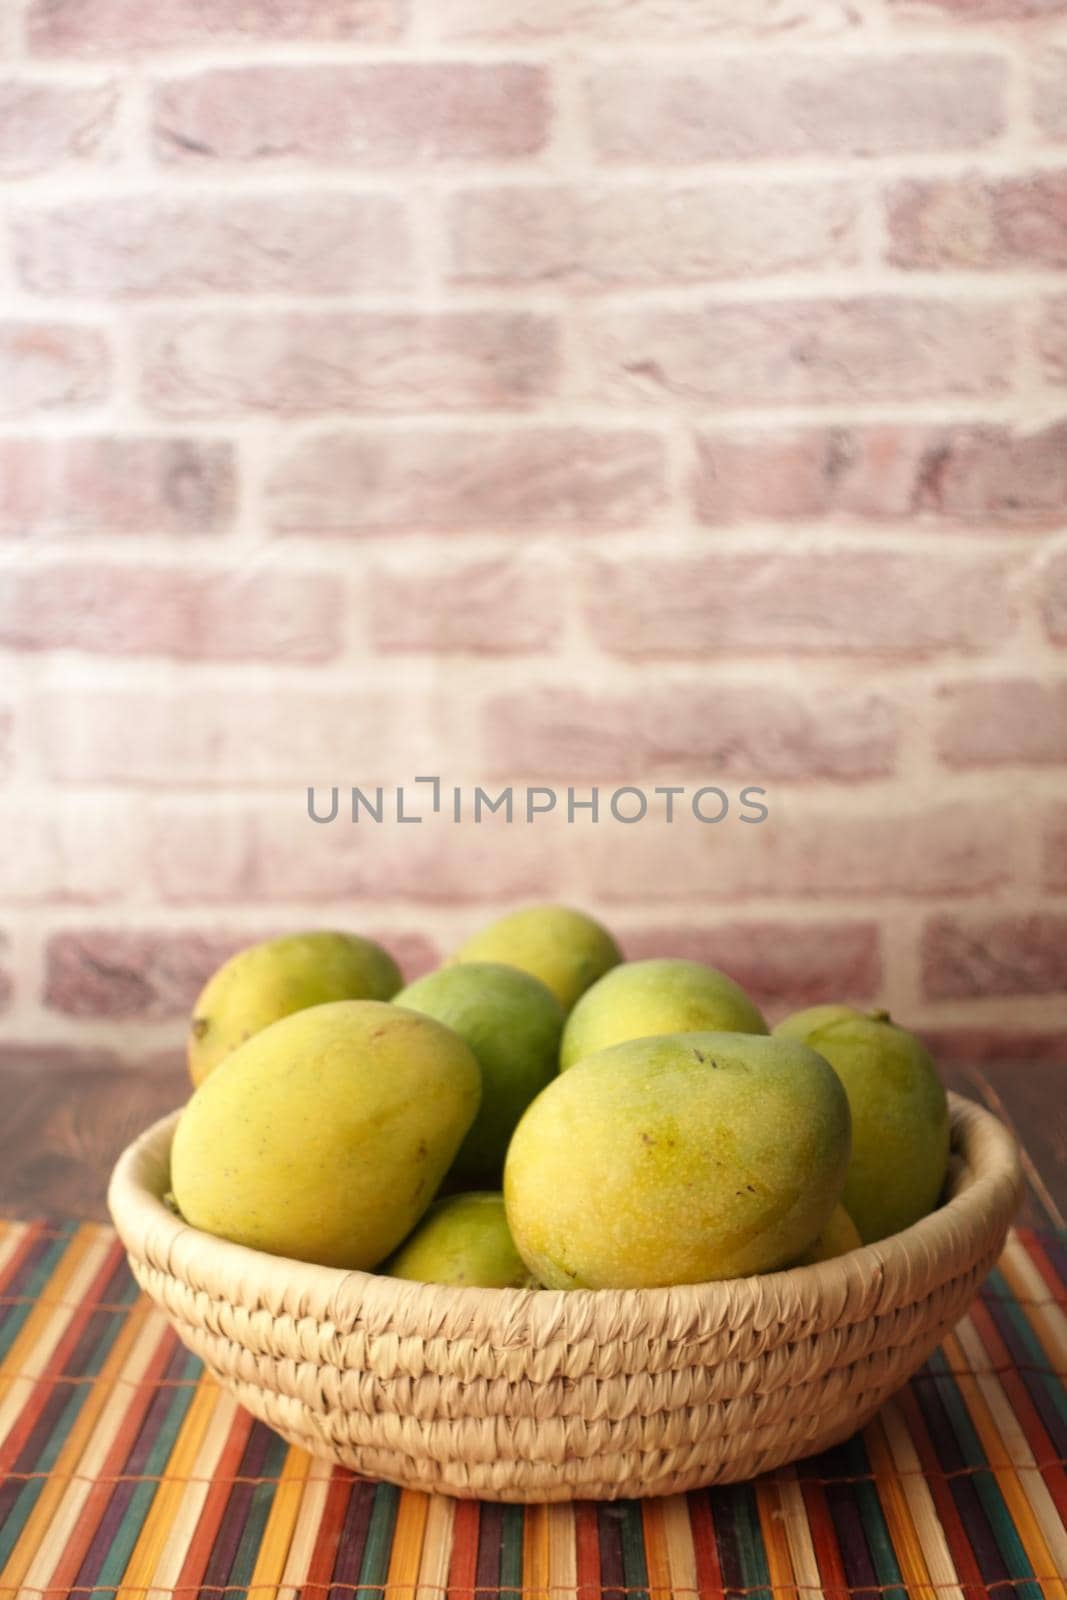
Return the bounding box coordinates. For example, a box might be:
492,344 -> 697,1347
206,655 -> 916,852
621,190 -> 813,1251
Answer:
108,1089 -> 1022,1334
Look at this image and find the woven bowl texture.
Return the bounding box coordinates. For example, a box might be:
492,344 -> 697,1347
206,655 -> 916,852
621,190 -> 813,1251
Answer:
108,1091 -> 1022,1501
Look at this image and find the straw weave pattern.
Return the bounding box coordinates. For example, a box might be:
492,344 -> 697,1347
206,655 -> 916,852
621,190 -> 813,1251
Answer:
108,1094 -> 1022,1502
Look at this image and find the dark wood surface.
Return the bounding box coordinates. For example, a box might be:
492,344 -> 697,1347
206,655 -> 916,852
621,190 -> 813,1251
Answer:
0,1057 -> 1061,1228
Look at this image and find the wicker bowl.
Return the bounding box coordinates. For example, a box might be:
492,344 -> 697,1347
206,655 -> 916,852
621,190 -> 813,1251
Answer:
108,1092 -> 1021,1502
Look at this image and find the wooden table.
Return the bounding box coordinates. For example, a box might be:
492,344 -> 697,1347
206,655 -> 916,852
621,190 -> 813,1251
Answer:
0,1056 -> 1062,1225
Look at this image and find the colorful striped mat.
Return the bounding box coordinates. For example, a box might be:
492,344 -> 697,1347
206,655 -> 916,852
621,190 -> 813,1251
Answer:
0,1218 -> 1064,1599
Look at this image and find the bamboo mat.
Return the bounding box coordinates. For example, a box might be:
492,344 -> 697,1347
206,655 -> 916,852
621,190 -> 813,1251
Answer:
0,1218 -> 1065,1599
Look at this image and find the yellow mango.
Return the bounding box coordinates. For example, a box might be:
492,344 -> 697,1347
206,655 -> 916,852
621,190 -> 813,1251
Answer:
504,1031 -> 850,1289
172,1000 -> 481,1269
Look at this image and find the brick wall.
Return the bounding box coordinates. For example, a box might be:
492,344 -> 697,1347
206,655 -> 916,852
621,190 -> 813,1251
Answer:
2,0 -> 1065,1070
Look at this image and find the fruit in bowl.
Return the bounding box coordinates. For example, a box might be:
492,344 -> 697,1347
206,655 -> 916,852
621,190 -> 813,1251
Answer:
165,907 -> 953,1286
110,906 -> 1023,1501
171,998 -> 481,1269
560,956 -> 768,1070
187,930 -> 402,1086
384,1191 -> 535,1288
449,904 -> 621,1012
795,1203 -> 863,1264
393,962 -> 563,1187
775,1006 -> 950,1243
504,1031 -> 851,1289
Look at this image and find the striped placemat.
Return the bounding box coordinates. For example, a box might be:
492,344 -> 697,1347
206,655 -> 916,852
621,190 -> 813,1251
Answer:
0,1218 -> 1064,1599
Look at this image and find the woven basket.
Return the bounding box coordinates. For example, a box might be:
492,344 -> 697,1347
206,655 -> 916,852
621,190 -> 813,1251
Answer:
108,1092 -> 1021,1502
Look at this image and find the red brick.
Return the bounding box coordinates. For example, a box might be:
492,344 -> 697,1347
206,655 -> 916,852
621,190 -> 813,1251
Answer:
0,438 -> 235,538
148,807 -> 258,903
139,312 -> 558,418
251,806 -> 568,904
0,565 -> 343,662
694,421 -> 1067,528
29,0 -> 406,52
435,0 -> 860,39
906,422 -> 1067,525
937,680 -> 1067,767
155,803 -> 568,904
584,550 -> 1012,658
0,80 -> 116,177
1033,52 -> 1067,141
919,1028 -> 1067,1066
1045,806 -> 1067,889
587,298 -> 1011,409
44,929 -> 251,1019
1043,806 -> 1067,896
14,195 -> 412,297
0,799 -> 144,903
447,181 -> 861,288
1038,297 -> 1067,385
695,426 -> 921,524
587,55 -> 1004,163
1042,547 -> 1067,643
922,913 -> 1067,1000
148,796 -> 563,908
153,65 -> 549,167
891,0 -> 1067,17
584,803 -> 1011,902
369,554 -> 563,654
267,428 -> 666,536
483,685 -> 897,780
36,690 -> 478,786
617,920 -> 882,1010
0,324 -> 109,416
889,173 -> 1067,270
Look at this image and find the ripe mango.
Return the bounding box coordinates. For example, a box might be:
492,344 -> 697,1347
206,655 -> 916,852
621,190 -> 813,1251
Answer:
394,963 -> 563,1185
775,1008 -> 949,1243
187,931 -> 402,1086
171,1000 -> 481,1269
504,1031 -> 850,1289
385,1192 -> 536,1288
450,905 -> 621,1013
560,958 -> 767,1071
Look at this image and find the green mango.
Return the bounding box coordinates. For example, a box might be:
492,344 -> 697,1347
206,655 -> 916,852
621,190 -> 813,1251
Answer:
188,931 -> 402,1085
450,905 -> 621,1013
773,1004 -> 868,1043
776,1008 -> 949,1243
395,963 -> 563,1185
385,1192 -> 536,1288
504,1031 -> 850,1289
171,1000 -> 481,1269
560,958 -> 767,1070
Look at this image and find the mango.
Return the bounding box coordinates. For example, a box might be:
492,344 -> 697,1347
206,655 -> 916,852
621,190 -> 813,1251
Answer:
504,1031 -> 851,1289
775,1008 -> 949,1243
795,1203 -> 862,1265
171,1000 -> 481,1269
394,963 -> 563,1185
560,958 -> 767,1071
384,1192 -> 535,1288
450,905 -> 621,1013
188,931 -> 402,1086
773,1004 -> 867,1043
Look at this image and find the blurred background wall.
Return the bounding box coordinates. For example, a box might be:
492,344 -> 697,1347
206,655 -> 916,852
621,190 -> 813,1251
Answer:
1,0 -> 1065,1072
